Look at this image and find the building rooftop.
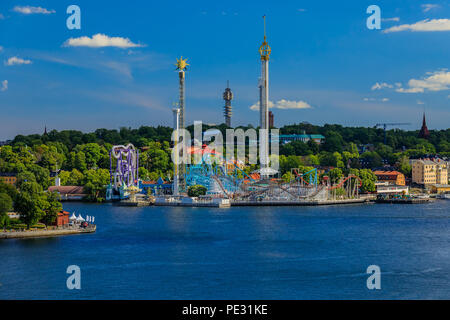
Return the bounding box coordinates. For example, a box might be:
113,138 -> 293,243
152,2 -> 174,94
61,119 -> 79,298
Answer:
0,172 -> 17,177
48,186 -> 86,195
431,184 -> 450,188
373,170 -> 403,176
279,134 -> 325,139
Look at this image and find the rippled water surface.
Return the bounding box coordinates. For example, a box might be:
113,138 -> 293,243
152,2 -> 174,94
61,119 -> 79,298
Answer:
1,201 -> 450,299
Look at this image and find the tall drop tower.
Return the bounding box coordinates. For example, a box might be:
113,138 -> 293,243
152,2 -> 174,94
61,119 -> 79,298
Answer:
175,57 -> 189,191
223,81 -> 233,127
176,56 -> 189,130
259,15 -> 271,177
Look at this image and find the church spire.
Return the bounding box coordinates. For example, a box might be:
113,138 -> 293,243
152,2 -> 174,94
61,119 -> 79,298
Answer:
419,112 -> 430,139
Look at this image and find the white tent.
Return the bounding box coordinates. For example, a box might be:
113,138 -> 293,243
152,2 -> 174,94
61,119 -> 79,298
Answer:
76,214 -> 85,222
254,167 -> 279,176
69,213 -> 77,221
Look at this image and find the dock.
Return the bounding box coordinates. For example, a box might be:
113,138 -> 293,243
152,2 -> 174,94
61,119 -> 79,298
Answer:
375,198 -> 433,204
0,225 -> 96,240
231,198 -> 371,206
114,199 -> 153,207
155,196 -> 231,208
153,195 -> 376,208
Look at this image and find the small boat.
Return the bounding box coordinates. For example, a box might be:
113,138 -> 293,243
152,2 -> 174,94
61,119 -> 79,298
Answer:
437,193 -> 450,200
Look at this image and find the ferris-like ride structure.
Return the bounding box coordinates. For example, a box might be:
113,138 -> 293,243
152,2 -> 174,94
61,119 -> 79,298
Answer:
106,144 -> 140,200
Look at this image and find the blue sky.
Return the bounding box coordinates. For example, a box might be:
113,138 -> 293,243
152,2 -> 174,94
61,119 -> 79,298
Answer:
0,0 -> 449,140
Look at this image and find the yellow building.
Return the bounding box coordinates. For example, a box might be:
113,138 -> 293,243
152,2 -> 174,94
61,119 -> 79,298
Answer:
430,184 -> 450,194
0,173 -> 17,185
412,160 -> 448,186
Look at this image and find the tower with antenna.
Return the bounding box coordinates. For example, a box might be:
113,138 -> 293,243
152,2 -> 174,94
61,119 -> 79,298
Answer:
223,81 -> 233,127
259,15 -> 271,178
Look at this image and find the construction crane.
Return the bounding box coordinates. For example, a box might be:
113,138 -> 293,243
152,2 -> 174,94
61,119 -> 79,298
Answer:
375,123 -> 411,145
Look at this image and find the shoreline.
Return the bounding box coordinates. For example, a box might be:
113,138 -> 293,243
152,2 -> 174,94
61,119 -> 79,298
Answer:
0,225 -> 96,240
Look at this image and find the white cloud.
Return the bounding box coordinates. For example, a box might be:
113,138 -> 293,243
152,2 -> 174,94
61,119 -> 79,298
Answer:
1,80 -> 8,92
297,9 -> 306,12
0,13 -> 5,19
363,97 -> 389,102
4,56 -> 32,66
0,46 -> 3,52
421,4 -> 440,12
382,17 -> 400,22
250,99 -> 312,111
383,19 -> 450,33
13,6 -> 55,15
371,82 -> 393,90
396,70 -> 450,93
63,33 -> 145,49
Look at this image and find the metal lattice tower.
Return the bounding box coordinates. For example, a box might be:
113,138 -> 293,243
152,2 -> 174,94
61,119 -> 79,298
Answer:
223,81 -> 233,127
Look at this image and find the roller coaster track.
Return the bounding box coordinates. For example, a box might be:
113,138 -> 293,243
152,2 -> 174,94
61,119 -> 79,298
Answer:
328,175 -> 362,190
280,184 -> 325,199
292,168 -> 318,186
211,175 -> 232,199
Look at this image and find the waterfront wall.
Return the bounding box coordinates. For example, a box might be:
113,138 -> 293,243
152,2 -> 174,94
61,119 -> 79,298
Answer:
0,226 -> 96,239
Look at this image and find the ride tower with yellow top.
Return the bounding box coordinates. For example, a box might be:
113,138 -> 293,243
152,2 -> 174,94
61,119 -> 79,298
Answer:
259,15 -> 271,178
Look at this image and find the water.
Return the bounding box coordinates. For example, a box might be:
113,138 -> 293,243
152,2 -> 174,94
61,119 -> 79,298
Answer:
1,201 -> 450,299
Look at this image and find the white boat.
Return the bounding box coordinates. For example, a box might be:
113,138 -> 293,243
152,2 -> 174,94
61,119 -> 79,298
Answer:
437,193 -> 450,200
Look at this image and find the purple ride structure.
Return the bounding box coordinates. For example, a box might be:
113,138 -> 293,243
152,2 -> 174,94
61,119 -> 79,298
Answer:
106,144 -> 140,200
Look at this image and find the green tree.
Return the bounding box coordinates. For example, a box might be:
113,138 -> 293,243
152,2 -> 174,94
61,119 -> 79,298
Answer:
0,192 -> 13,228
361,151 -> 383,168
322,131 -> 344,153
16,171 -> 37,189
188,185 -> 207,197
279,155 -> 303,174
139,167 -> 150,180
83,168 -> 110,201
14,182 -> 47,228
28,164 -> 50,189
328,168 -> 343,184
75,143 -> 104,169
67,169 -> 84,185
41,191 -> 62,226
0,182 -> 18,201
397,155 -> 412,177
67,151 -> 87,171
282,172 -> 294,183
358,169 -> 377,193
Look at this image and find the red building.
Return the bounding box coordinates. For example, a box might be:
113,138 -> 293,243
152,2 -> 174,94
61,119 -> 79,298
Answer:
373,170 -> 406,186
54,210 -> 70,226
268,111 -> 274,128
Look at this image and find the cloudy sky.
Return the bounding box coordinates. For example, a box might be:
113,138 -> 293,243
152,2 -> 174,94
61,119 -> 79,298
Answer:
0,0 -> 449,139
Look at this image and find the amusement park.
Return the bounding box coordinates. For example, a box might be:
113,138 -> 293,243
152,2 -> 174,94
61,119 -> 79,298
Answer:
104,17 -> 370,207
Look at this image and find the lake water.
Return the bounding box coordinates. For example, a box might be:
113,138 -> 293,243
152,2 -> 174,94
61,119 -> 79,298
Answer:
1,200 -> 450,299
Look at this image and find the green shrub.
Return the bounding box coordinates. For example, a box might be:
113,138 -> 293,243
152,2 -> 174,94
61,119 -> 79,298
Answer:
187,185 -> 207,197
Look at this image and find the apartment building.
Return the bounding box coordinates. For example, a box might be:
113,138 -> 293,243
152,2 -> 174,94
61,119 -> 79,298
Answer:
411,159 -> 448,185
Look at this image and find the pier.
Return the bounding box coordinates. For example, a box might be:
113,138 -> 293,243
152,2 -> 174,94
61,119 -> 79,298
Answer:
155,196 -> 231,208
153,194 -> 375,208
231,198 -> 372,206
0,225 -> 96,240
